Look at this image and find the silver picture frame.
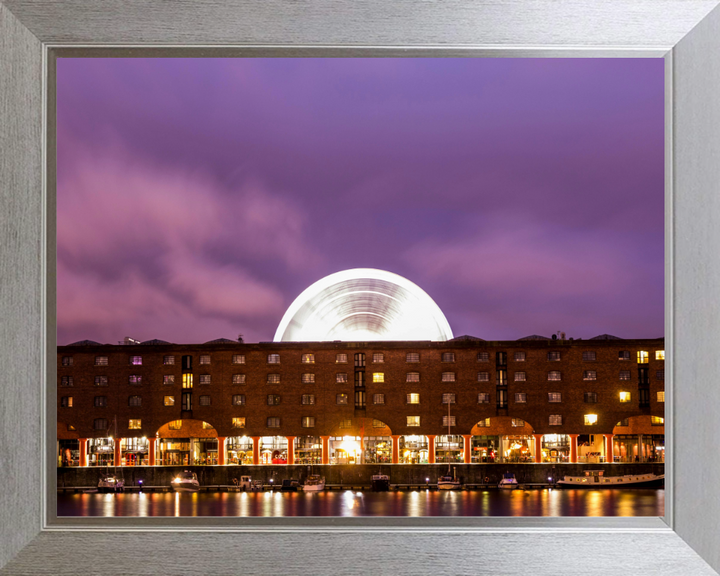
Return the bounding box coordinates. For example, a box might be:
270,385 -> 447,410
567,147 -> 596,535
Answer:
2,1 -> 720,574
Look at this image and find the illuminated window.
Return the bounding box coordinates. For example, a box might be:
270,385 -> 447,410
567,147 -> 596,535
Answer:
443,416 -> 456,427
336,354 -> 347,363
583,371 -> 597,381
514,393 -> 527,403
514,351 -> 526,362
301,353 -> 315,364
478,393 -> 490,404
60,396 -> 73,408
441,352 -> 455,363
128,395 -> 141,407
336,393 -> 348,405
163,375 -> 175,385
354,353 -> 366,367
130,356 -> 142,365
339,419 -> 352,429
93,418 -> 108,430
163,355 -> 175,365
584,414 -> 598,425
266,418 -> 280,428
164,396 -> 175,406
61,356 -> 73,366
619,391 -> 632,403
268,354 -> 280,364
637,351 -> 649,364
60,376 -> 73,387
168,420 -> 182,430
373,373 -> 385,383
618,350 -> 630,360
582,351 -> 596,361
407,416 -> 420,427
442,393 -> 456,404
547,351 -> 561,361
95,356 -> 108,366
406,352 -> 420,363
497,389 -> 508,408
336,373 -> 347,383
549,415 -> 562,426
267,373 -> 280,384
477,352 -> 489,362
442,372 -> 456,382
656,370 -> 664,381
232,417 -> 245,429
129,375 -> 142,385
373,353 -> 384,363
619,370 -> 631,380
476,418 -> 490,428
548,371 -> 561,381
657,391 -> 665,403
477,372 -> 489,382
373,419 -> 385,428
514,372 -> 526,382
407,393 -> 420,404
302,417 -> 315,428
94,396 -> 106,407
232,354 -> 245,364
373,394 -> 385,405
267,395 -> 281,406
651,416 -> 664,425
182,374 -> 193,388
355,391 -> 366,409
232,394 -> 245,406
302,373 -> 315,384
496,351 -> 507,365
617,418 -> 629,427
202,421 -> 213,429
497,369 -> 507,385
199,395 -> 211,406
301,394 -> 315,405
656,350 -> 665,360
584,392 -> 598,403
232,374 -> 245,385
548,392 -> 562,403
511,418 -> 525,427
199,355 -> 211,365
406,372 -> 420,382
129,419 -> 141,429
355,372 -> 365,387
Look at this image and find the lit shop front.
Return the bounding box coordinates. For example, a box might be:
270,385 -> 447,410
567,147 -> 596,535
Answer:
330,436 -> 362,464
541,434 -> 570,463
363,436 -> 392,463
260,436 -> 287,464
294,436 -> 321,464
121,437 -> 148,466
435,435 -> 463,463
470,436 -> 498,463
157,437 -> 218,465
399,435 -> 429,464
58,439 -> 80,467
88,437 -> 114,466
226,436 -> 254,465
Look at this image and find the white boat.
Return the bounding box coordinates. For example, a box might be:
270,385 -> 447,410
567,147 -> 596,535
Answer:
371,474 -> 390,491
438,466 -> 461,490
236,475 -> 263,492
302,474 -> 326,491
171,470 -> 200,492
98,472 -> 125,493
498,472 -> 519,490
556,470 -> 664,488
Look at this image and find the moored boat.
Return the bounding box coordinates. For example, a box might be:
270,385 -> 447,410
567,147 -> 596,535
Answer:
371,474 -> 390,492
281,479 -> 300,492
302,474 -> 326,492
498,472 -> 518,490
235,475 -> 263,491
556,470 -> 664,488
98,472 -> 125,493
171,470 -> 200,492
437,474 -> 461,490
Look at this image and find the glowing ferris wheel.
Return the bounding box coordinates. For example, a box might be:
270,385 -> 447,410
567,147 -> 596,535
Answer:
273,268 -> 454,342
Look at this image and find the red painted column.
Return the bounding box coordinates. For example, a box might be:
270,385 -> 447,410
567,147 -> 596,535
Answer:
533,434 -> 543,463
569,434 -> 579,464
149,438 -> 156,466
427,435 -> 436,464
79,438 -> 88,467
252,436 -> 260,465
604,434 -> 614,463
114,439 -> 122,466
286,436 -> 296,464
321,436 -> 330,465
462,435 -> 472,464
391,435 -> 400,464
217,436 -> 226,465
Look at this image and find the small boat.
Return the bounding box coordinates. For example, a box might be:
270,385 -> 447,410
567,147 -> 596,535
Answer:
371,474 -> 390,492
171,470 -> 200,492
556,470 -> 664,488
498,472 -> 519,490
98,472 -> 124,493
280,479 -> 300,492
302,474 -> 326,492
438,466 -> 461,490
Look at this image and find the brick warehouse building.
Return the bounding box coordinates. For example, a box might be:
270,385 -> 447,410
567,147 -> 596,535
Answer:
56,335 -> 665,469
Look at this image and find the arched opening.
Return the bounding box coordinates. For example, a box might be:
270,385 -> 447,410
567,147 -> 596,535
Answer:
612,415 -> 665,463
156,419 -> 218,466
470,417 -> 536,463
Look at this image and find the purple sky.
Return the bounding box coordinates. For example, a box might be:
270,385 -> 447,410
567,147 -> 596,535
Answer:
56,58 -> 664,345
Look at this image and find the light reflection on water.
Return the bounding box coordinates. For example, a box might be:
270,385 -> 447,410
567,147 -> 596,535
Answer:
63,489 -> 664,517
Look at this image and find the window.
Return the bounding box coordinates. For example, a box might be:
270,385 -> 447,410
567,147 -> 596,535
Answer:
336,393 -> 348,405
656,350 -> 665,360
618,350 -> 630,360
497,389 -> 508,408
60,396 -> 73,408
128,395 -> 141,407
181,392 -> 192,411
355,372 -> 365,387
94,375 -> 108,386
267,373 -> 280,384
268,354 -> 280,364
477,352 -> 489,362
60,376 -> 73,387
94,396 -> 107,407
407,393 -> 420,404
514,372 -> 526,382
406,352 -> 420,363
547,351 -> 561,361
301,373 -> 315,384
584,392 -> 598,403
514,351 -> 526,362
232,354 -> 245,364
356,391 -> 366,411
373,419 -> 385,428
617,419 -> 629,427
163,375 -> 175,385
130,356 -> 142,365
61,356 -> 73,366
199,395 -> 211,406
232,417 -> 245,429
163,355 -> 175,365
301,353 -> 315,364
476,418 -> 491,428
129,375 -> 142,385
267,395 -> 281,406
202,421 -> 213,429
496,352 -> 507,365
637,350 -> 649,363
638,367 -> 649,385
95,356 -> 108,366
301,394 -> 315,405
354,353 -> 365,367
441,352 -> 455,363
232,374 -> 246,385
477,372 -> 489,382
182,355 -> 192,370
548,392 -> 562,403
406,372 -> 420,383
232,394 -> 245,406
199,355 -> 211,365
336,373 -> 348,383
477,393 -> 490,404
302,417 -> 315,428
619,370 -> 631,380
657,391 -> 665,403
164,396 -> 175,406
442,372 -> 456,382
583,370 -> 597,381
373,373 -> 385,383
548,371 -> 562,381
582,351 -> 596,361
511,418 -> 524,427
67,425 -> 76,431
407,416 -> 420,427
336,353 -> 348,364
619,391 -> 632,403
267,417 -> 280,428
373,353 -> 384,363
94,418 -> 108,430
128,419 -> 141,429
443,416 -> 456,427
584,414 -> 598,425
168,420 -> 182,430
514,393 -> 527,403
496,369 -> 507,385
339,419 -> 352,429
182,374 -> 193,389
652,416 -> 665,425
639,388 -> 650,407
549,415 -> 562,426
656,370 -> 665,381
373,393 -> 385,405
442,393 -> 456,404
